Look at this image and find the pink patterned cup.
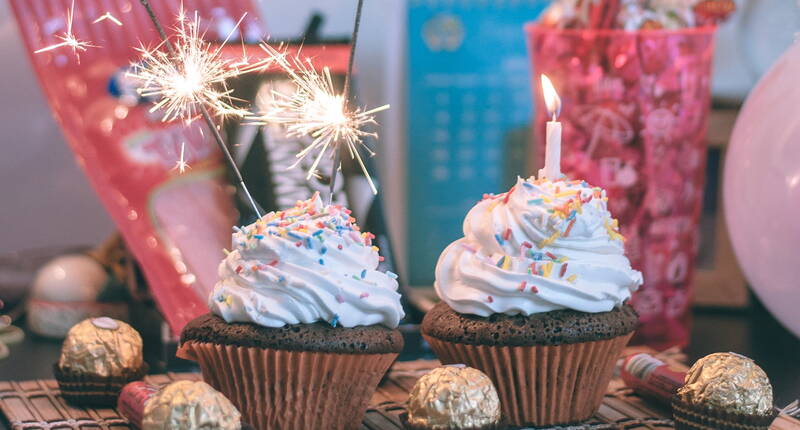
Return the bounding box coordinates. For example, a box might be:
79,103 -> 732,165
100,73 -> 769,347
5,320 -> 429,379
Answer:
526,25 -> 716,349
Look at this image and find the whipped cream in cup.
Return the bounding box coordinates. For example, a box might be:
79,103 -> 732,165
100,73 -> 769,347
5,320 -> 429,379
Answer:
435,176 -> 643,316
209,193 -> 405,329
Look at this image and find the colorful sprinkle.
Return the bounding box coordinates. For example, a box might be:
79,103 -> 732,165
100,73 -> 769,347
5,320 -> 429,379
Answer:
503,228 -> 512,241
494,233 -> 504,245
518,281 -> 527,292
318,259 -> 325,265
338,244 -> 344,250
386,271 -> 398,279
235,265 -> 243,274
538,231 -> 561,249
331,314 -> 340,327
335,294 -> 345,303
268,260 -> 279,266
542,262 -> 554,278
461,243 -> 478,253
295,241 -> 303,247
528,199 -> 544,205
360,269 -> 367,279
530,285 -> 539,293
559,263 -> 568,278
521,241 -> 533,248
359,292 -> 370,299
320,247 -> 328,255
546,252 -> 558,260
567,274 -> 578,283
487,295 -> 494,303
563,219 -> 576,237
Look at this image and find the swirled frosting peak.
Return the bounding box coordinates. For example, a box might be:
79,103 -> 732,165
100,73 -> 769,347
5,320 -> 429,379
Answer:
435,176 -> 642,316
209,193 -> 404,328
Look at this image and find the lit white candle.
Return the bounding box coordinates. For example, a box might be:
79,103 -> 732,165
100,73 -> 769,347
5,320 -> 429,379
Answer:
539,74 -> 562,180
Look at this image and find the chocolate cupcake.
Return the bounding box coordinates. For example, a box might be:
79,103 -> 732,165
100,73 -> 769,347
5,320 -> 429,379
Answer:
55,317 -> 146,406
422,176 -> 642,427
177,194 -> 405,430
672,352 -> 776,430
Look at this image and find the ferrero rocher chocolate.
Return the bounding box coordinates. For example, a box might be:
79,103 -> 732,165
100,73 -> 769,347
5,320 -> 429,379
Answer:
677,352 -> 773,415
142,380 -> 241,430
407,365 -> 501,429
58,317 -> 142,377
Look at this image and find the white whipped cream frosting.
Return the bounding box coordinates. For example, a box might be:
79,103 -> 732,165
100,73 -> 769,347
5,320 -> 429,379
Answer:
209,194 -> 404,328
435,176 -> 642,316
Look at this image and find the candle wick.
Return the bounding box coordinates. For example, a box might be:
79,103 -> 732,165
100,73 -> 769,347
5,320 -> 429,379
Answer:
551,112 -> 556,122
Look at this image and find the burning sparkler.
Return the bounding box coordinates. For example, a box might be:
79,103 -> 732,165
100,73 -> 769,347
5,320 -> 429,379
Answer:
133,0 -> 261,217
249,43 -> 389,195
127,9 -> 249,123
34,0 -> 97,61
93,12 -> 123,26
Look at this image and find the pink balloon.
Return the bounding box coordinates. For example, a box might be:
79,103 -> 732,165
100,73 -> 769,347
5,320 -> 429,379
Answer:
724,42 -> 800,339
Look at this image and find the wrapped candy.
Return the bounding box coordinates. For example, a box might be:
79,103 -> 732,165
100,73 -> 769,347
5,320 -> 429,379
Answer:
119,380 -> 242,430
404,365 -> 501,430
672,352 -> 776,430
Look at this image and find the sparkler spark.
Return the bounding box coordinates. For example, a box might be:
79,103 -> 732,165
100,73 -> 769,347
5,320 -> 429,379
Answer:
249,43 -> 389,194
93,12 -> 123,26
34,0 -> 97,61
127,10 -> 249,123
173,142 -> 191,173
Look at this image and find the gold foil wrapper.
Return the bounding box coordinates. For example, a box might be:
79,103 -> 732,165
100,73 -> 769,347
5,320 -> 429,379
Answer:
678,352 -> 773,415
407,365 -> 501,429
58,317 -> 142,378
142,380 -> 241,430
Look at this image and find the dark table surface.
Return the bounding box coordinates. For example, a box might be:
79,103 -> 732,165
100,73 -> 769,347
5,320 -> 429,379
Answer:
0,297 -> 798,429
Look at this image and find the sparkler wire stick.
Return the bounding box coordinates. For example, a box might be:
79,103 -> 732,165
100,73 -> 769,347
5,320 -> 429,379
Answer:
328,0 -> 365,204
138,0 -> 261,218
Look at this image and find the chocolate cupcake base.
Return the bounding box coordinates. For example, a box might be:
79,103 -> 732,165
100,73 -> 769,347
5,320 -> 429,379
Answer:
178,314 -> 404,430
53,363 -> 148,406
422,303 -> 638,427
672,397 -> 777,430
178,341 -> 398,430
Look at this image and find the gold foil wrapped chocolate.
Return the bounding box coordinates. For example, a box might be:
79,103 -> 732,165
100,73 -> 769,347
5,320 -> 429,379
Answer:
142,380 -> 240,430
677,352 -> 773,415
58,317 -> 142,377
407,365 -> 501,429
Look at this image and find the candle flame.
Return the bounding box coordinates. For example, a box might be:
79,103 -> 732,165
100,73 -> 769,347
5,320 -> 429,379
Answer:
541,74 -> 561,121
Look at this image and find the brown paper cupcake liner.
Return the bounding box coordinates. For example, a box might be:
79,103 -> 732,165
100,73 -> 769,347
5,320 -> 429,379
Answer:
423,333 -> 631,427
671,397 -> 777,430
53,362 -> 148,406
178,341 -> 398,430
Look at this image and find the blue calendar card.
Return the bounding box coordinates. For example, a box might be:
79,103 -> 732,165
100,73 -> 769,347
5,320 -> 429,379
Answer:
406,0 -> 549,287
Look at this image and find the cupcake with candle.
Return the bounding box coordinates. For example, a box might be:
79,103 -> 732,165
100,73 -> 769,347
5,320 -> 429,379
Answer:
421,175 -> 642,427
177,193 -> 404,430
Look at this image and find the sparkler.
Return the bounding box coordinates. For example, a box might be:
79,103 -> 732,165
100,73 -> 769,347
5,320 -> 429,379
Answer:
93,12 -> 123,26
127,9 -> 249,123
134,0 -> 261,217
34,0 -> 97,61
173,142 -> 191,174
250,0 -> 387,198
